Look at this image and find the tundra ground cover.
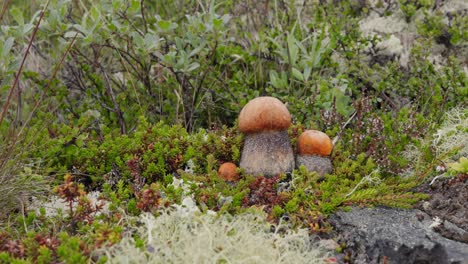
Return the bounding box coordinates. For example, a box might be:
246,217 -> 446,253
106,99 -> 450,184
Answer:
0,0 -> 466,263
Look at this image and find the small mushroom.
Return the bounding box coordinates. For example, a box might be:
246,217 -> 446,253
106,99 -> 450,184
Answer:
238,96 -> 295,177
218,162 -> 239,182
296,130 -> 333,176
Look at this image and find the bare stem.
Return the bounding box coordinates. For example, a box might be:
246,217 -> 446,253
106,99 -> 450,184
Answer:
0,0 -> 50,126
1,32 -> 78,168
17,32 -> 79,139
332,110 -> 357,146
0,0 -> 10,22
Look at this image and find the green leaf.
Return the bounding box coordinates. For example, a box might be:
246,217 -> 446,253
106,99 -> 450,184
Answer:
2,37 -> 14,57
157,20 -> 177,32
303,66 -> 312,82
287,33 -> 299,65
22,24 -> 34,35
213,18 -> 223,30
73,24 -> 89,36
176,50 -> 188,69
113,0 -> 122,10
332,87 -> 352,116
158,20 -> 171,31
292,67 -> 303,81
447,157 -> 468,173
269,70 -> 279,88
129,0 -> 141,13
186,62 -> 200,72
10,7 -> 24,25
189,41 -> 206,57
144,33 -> 160,50
131,32 -> 144,48
64,31 -> 80,38
90,6 -> 101,22
269,70 -> 287,89
163,52 -> 176,65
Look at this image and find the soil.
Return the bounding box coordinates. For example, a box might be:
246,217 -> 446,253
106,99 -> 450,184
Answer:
414,173 -> 468,243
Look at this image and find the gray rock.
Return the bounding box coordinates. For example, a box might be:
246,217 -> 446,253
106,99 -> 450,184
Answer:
330,207 -> 468,264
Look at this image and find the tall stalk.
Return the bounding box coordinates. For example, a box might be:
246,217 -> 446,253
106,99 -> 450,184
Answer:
0,0 -> 50,126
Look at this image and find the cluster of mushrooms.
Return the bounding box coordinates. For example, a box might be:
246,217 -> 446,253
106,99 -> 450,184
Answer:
218,96 -> 333,181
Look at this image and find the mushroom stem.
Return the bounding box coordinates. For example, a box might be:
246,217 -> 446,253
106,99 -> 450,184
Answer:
240,130 -> 295,177
296,155 -> 332,177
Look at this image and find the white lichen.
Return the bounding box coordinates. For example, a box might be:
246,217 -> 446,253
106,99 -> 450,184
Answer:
374,34 -> 404,58
102,203 -> 330,264
184,159 -> 196,174
402,106 -> 467,178
422,201 -> 431,211
346,170 -> 382,198
429,216 -> 442,229
170,177 -> 196,197
432,106 -> 467,160
30,191 -> 109,218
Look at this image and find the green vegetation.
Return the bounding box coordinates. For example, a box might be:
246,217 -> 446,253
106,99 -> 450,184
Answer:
0,0 -> 466,262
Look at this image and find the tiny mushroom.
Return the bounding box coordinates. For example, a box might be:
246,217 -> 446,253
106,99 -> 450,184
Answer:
218,162 -> 240,182
296,130 -> 333,176
238,96 -> 295,177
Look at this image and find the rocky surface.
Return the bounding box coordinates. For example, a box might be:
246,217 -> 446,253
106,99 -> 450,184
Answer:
330,207 -> 468,264
358,0 -> 468,69
414,174 -> 468,242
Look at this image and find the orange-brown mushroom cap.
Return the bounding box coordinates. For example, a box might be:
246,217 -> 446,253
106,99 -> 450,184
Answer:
238,97 -> 291,133
297,130 -> 333,156
218,162 -> 239,182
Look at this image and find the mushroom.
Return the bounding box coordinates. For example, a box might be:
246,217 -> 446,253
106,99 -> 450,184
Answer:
238,96 -> 295,177
218,162 -> 240,182
296,130 -> 333,176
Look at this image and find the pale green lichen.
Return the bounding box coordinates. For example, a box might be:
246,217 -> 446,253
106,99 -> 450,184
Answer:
102,199 -> 330,264
432,106 -> 467,160
401,106 -> 467,178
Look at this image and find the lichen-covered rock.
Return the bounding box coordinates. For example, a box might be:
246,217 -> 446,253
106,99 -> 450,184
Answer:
330,207 -> 468,264
357,0 -> 468,69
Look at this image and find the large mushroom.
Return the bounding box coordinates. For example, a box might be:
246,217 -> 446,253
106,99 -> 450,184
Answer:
238,97 -> 295,177
296,130 -> 333,176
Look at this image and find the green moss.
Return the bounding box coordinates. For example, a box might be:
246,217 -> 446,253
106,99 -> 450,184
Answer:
56,233 -> 87,264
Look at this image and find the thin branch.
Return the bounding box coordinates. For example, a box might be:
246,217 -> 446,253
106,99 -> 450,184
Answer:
0,0 -> 10,22
140,0 -> 148,33
100,65 -> 127,134
11,32 -> 79,152
0,0 -> 50,126
332,110 -> 357,146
